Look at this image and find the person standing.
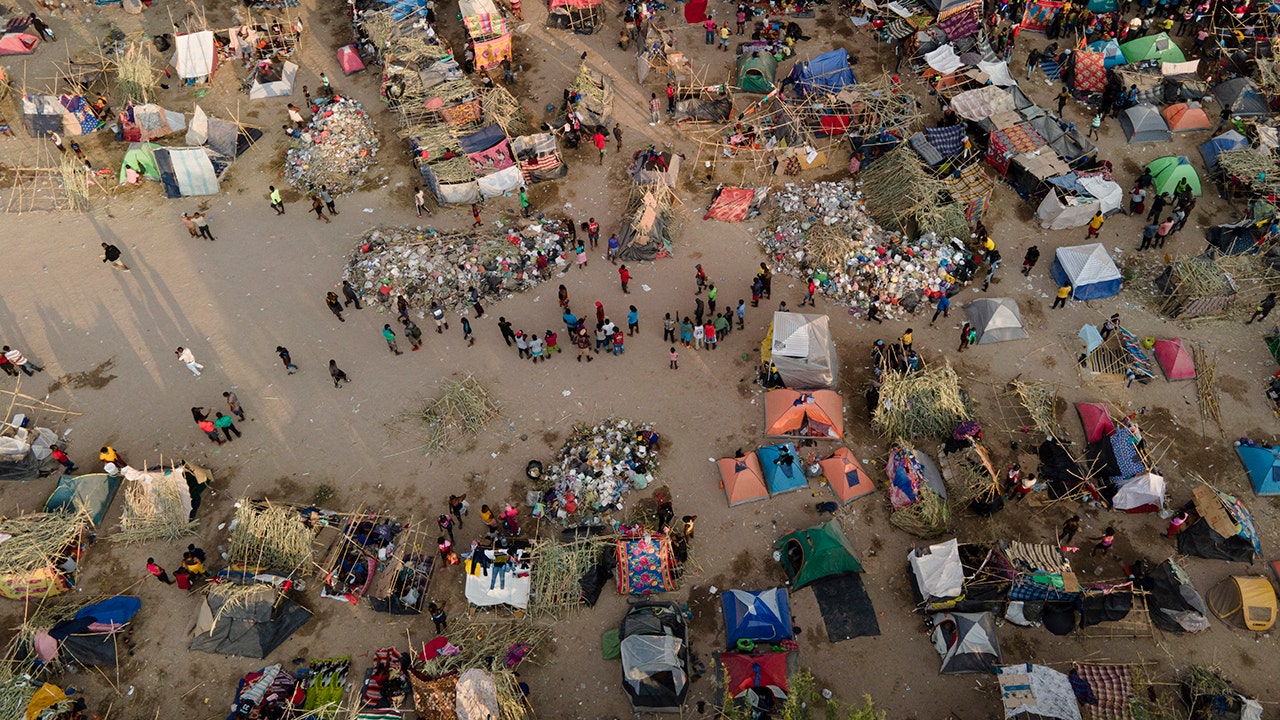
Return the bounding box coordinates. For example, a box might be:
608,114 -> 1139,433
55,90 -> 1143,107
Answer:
101,243 -> 129,270
957,322 -> 972,352
276,346 -> 298,374
619,265 -> 631,294
146,558 -> 173,585
50,445 -> 76,473
1128,185 -> 1146,215
627,305 -> 639,335
544,329 -> 559,355
983,250 -> 1002,292
2,346 -> 43,376
576,327 -> 593,362
471,202 -> 483,227
342,280 -> 363,309
191,212 -> 215,240
383,324 -> 403,355
703,17 -> 716,44
326,292 -> 345,322
223,391 -> 246,421
648,93 -> 661,125
1147,192 -> 1169,222
529,334 -> 545,362
866,298 -> 883,324
1025,47 -> 1043,80
900,328 -> 914,352
669,346 -> 679,370
175,347 -> 203,376
405,320 -> 424,350
1052,284 -> 1072,309
431,302 -> 449,333
519,186 -> 531,217
468,286 -> 486,318
214,412 -> 242,442
414,187 -> 431,217
612,327 -> 625,355
320,185 -> 339,215
800,277 -> 815,307
694,295 -> 705,326
719,22 -> 731,51
28,13 -> 54,41
558,285 -> 570,310
736,299 -> 746,329
1088,112 -> 1102,140
1247,293 -> 1277,324
1056,86 -> 1070,115
329,360 -> 351,388
498,316 -> 517,346
516,331 -> 529,358
588,218 -> 600,248
1139,222 -> 1158,251
1021,246 -> 1040,275
930,295 -> 951,325
663,313 -> 676,342
593,130 -> 607,165
1060,515 -> 1081,546
1155,217 -> 1174,248
311,195 -> 331,223
613,123 -> 623,152
736,6 -> 746,34
429,602 -> 448,633
1086,210 -> 1104,238
758,263 -> 772,299
269,185 -> 285,215
707,284 -> 718,314
608,234 -> 620,263
462,317 -> 474,346
181,213 -> 199,237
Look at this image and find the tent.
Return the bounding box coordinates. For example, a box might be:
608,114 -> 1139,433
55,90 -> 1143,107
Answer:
1214,77 -> 1270,117
1052,244 -> 1121,300
1208,576 -> 1277,631
764,389 -> 844,439
1086,38 -> 1126,68
617,534 -> 677,594
336,44 -> 366,75
760,312 -> 838,389
173,31 -> 216,80
1120,32 -> 1185,64
1119,104 -> 1171,144
718,453 -> 770,506
818,447 -> 875,504
118,103 -> 185,142
758,443 -> 807,496
774,519 -> 862,590
1076,402 -> 1114,443
186,106 -> 263,159
721,651 -> 789,703
1148,558 -> 1210,633
44,473 -> 121,527
1153,338 -> 1195,380
1236,444 -> 1280,496
1112,472 -> 1165,512
722,588 -> 793,648
37,596 -> 141,668
619,601 -> 690,713
118,142 -> 161,183
1177,485 -> 1260,563
736,52 -> 778,94
965,298 -> 1028,344
248,61 -> 298,99
1163,103 -> 1212,132
1200,130 -> 1249,170
0,32 -> 40,55
931,612 -> 1001,674
704,186 -> 755,222
190,583 -> 312,658
791,49 -> 855,96
154,147 -> 219,198
909,539 -> 965,608
1147,155 -> 1201,196
995,664 -> 1082,720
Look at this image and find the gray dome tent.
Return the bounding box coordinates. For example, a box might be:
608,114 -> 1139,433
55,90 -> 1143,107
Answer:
931,611 -> 1002,674
1119,104 -> 1171,144
965,298 -> 1028,344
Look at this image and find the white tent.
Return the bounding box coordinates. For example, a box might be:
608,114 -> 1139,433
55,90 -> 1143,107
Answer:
996,664 -> 1082,720
965,298 -> 1028,344
1037,190 -> 1105,230
1051,244 -> 1122,300
476,164 -> 523,198
249,61 -> 298,100
1113,472 -> 1165,512
173,31 -> 216,80
463,552 -> 531,609
154,147 -> 219,198
909,539 -> 965,602
766,312 -> 838,389
186,104 -> 210,147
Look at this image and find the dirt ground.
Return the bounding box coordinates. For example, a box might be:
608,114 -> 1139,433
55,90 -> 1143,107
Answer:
1,0 -> 1279,718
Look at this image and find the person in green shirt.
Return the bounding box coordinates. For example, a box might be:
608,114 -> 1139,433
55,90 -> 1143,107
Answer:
519,187 -> 530,218
214,412 -> 241,442
268,185 -> 285,215
707,284 -> 718,314
383,324 -> 403,356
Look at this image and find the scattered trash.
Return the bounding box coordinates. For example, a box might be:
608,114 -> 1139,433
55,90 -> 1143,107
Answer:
285,98 -> 380,195
535,418 -> 660,523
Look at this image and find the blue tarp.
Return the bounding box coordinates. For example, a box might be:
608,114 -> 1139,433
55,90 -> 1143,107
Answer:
1199,130 -> 1248,170
458,124 -> 506,154
757,442 -> 806,496
791,49 -> 855,96
722,588 -> 793,648
75,596 -> 142,626
1237,445 -> 1280,496
1086,39 -> 1126,68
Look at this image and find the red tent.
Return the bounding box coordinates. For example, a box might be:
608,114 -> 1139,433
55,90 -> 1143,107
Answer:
1076,402 -> 1114,443
722,652 -> 789,698
1154,338 -> 1196,380
336,45 -> 365,75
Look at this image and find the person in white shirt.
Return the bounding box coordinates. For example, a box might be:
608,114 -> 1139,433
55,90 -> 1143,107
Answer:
175,347 -> 203,376
2,346 -> 43,376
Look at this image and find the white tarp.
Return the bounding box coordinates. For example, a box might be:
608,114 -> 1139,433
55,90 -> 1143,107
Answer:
909,539 -> 964,599
621,635 -> 687,698
950,85 -> 1017,122
476,164 -> 523,198
1162,59 -> 1200,76
156,147 -> 219,197
463,556 -> 531,609
977,60 -> 1017,87
1113,472 -> 1165,511
996,664 -> 1082,720
174,31 -> 215,79
769,312 -> 837,389
437,180 -> 481,204
249,61 -> 298,100
925,45 -> 963,74
1078,176 -> 1123,214
186,104 -> 209,147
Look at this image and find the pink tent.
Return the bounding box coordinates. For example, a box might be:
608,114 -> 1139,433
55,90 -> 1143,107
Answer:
1076,402 -> 1114,443
0,32 -> 40,55
337,45 -> 365,75
1154,338 -> 1196,380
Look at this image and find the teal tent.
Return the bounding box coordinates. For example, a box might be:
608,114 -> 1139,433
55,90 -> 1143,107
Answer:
45,473 -> 121,527
1237,445 -> 1280,496
774,519 -> 862,589
1120,32 -> 1185,64
119,142 -> 162,183
736,52 -> 778,94
1147,156 -> 1201,197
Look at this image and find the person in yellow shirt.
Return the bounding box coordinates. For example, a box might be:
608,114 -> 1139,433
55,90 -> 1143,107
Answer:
719,22 -> 731,51
99,446 -> 124,469
900,328 -> 914,351
1087,211 -> 1104,238
1053,284 -> 1072,309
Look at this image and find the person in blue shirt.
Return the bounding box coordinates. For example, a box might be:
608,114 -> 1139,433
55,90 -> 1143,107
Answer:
627,306 -> 639,335
930,294 -> 951,326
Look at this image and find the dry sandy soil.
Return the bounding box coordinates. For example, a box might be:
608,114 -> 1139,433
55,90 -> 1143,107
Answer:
1,0 -> 1279,718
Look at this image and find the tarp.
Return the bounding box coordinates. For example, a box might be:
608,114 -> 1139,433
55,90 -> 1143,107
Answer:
910,539 -> 965,602
1148,558 -> 1209,633
1200,130 -> 1249,170
456,669 -> 501,720
1236,444 -> 1280,496
1020,0 -> 1063,32
932,612 -> 1001,674
337,44 -> 366,75
249,61 -> 297,99
950,85 -> 1017,122
473,35 -> 513,71
459,0 -> 508,37
1120,32 -> 1185,64
0,32 -> 40,55
704,186 -> 755,222
619,601 -> 689,712
511,133 -> 565,184
476,165 -> 523,198
190,585 -> 312,658
761,312 -> 838,389
1113,472 -> 1165,512
1076,403 -> 1114,443
25,684 -> 67,720
1214,77 -> 1270,117
1079,324 -> 1103,354
995,664 -> 1081,720
617,535 -> 677,594
1038,190 -> 1105,229
463,553 -> 530,608
1051,244 -> 1121,300
736,52 -> 778,94
1163,103 -> 1212,132
173,31 -> 216,79
965,298 -> 1027,343
818,447 -> 875,504
1086,38 -> 1126,68
721,652 -> 789,698
1147,155 -> 1201,196
684,0 -> 707,23
1074,51 -> 1107,92
118,142 -> 161,183
758,442 -> 807,496
186,106 -> 262,159
154,147 -> 218,198
792,49 -> 855,96
119,103 -> 185,142
45,473 -> 121,527
722,589 -> 793,647
764,389 -> 843,439
718,453 -> 770,506
1119,104 -> 1171,144
1153,338 -> 1195,380
925,45 -> 964,75
1177,486 -> 1260,562
887,445 -> 947,510
20,93 -> 66,138
1207,576 -> 1277,631
774,519 -> 862,589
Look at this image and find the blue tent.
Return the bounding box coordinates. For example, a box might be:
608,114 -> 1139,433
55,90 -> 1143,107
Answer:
75,596 -> 142,626
722,588 -> 793,649
45,473 -> 121,527
1200,130 -> 1249,170
1237,445 -> 1280,495
1086,39 -> 1126,68
757,442 -> 806,495
1051,244 -> 1122,300
791,49 -> 855,96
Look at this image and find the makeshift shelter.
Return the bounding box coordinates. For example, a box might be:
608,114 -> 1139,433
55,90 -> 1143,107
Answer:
617,534 -> 677,595
118,103 -> 185,142
248,60 -> 298,99
909,539 -> 966,610
1076,402 -> 1114,443
995,664 -> 1082,720
464,547 -> 531,609
1112,472 -> 1166,513
1214,77 -> 1270,118
0,511 -> 90,600
1119,104 -> 1171,144
1036,183 -> 1118,229
615,182 -> 677,261
629,148 -> 681,188
932,612 -> 1001,674
1154,256 -> 1240,317
774,519 -> 862,590
721,651 -> 789,706
722,589 -> 793,649
547,0 -> 604,31
1177,485 -> 1260,563
1147,155 -> 1201,196
154,147 -> 218,198
29,596 -> 142,669
1236,444 -> 1280,496
1051,244 -> 1121,300
704,186 -> 756,222
818,447 -> 875,504
185,106 -> 262,160
44,473 -> 121,527
173,31 -> 216,82
1148,558 -> 1210,633
511,133 -> 567,184
1207,576 -> 1277,631
0,420 -> 59,481
965,298 -> 1028,344
760,312 -> 838,389
0,32 -> 39,55
758,442 -> 807,496
21,93 -> 101,138
791,49 -> 855,96
718,453 -> 770,506
763,389 -> 843,440
1163,103 -> 1212,132
336,44 -> 365,75
619,601 -> 690,713
736,52 -> 778,94
118,142 -> 161,183
1120,32 -> 1185,64
1200,130 -> 1249,170
190,583 -> 312,658
1153,338 -> 1195,380
886,444 -> 950,537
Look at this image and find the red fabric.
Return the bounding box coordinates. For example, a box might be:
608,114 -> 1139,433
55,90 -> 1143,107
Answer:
722,652 -> 790,697
818,114 -> 852,136
704,187 -> 754,222
685,0 -> 708,24
1075,51 -> 1106,92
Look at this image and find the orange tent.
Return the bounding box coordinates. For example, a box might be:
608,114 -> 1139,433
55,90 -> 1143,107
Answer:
764,389 -> 843,440
1163,103 -> 1212,132
718,453 -> 770,506
819,447 -> 876,503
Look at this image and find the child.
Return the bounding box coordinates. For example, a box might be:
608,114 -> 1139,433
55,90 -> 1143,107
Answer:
428,602 -> 448,633
613,329 -> 625,355
669,347 -> 679,370
1090,527 -> 1116,558
438,536 -> 460,565
50,445 -> 76,473
736,300 -> 746,329
692,323 -> 705,350
704,321 -> 717,350
695,264 -> 707,294
680,317 -> 694,348
576,243 -> 588,270
1060,515 -> 1081,546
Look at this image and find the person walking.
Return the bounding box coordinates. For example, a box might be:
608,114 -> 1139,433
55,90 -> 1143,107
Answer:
736,299 -> 746,329
181,213 -> 199,237
900,328 -> 914,352
269,185 -> 285,214
593,130 -> 607,165
498,316 -> 517,346
800,277 -> 815,307
214,411 -> 242,442
1021,246 -> 1040,275
627,306 -> 639,335
175,347 -> 203,376
2,346 -> 43,376
1155,217 -> 1174,248
1060,515 -> 1081,546
468,286 -> 486,318
1247,293 -> 1277,324
669,346 -> 679,369
101,243 -> 129,270
319,186 -> 339,215
957,322 -> 972,352
311,195 -> 331,223
619,264 -> 631,294
1056,86 -> 1070,115
382,324 -> 403,355
276,346 -> 298,374
613,123 -> 623,151
189,212 -> 215,240
329,360 -> 350,388
983,251 -> 1002,291
1086,211 -> 1104,238
930,294 -> 951,325
1025,47 -> 1043,80
50,445 -> 76,473
326,291 -> 345,322
462,317 -> 474,346
1089,526 -> 1117,558
1087,112 -> 1102,140
342,280 -> 363,309
648,93 -> 661,125
414,187 -> 431,217
1139,222 -> 1159,251
866,298 -> 883,324
223,391 -> 246,421
1052,283 -> 1072,309
471,202 -> 483,227
405,319 -> 424,350
430,302 -> 449,333
519,186 -> 531,217
146,558 -> 174,585
608,234 -> 620,264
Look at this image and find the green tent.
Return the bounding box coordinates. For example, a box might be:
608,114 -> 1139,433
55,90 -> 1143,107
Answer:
45,473 -> 121,527
1147,155 -> 1201,197
118,142 -> 162,183
1120,32 -> 1185,64
774,518 -> 862,589
736,52 -> 778,94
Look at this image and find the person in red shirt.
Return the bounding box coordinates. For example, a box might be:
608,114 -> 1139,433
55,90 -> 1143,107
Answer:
50,445 -> 76,473
666,82 -> 676,113
619,265 -> 631,294
613,329 -> 625,355
593,130 -> 607,165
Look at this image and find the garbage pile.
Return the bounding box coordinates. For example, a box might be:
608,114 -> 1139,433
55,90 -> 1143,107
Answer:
758,181 -> 977,318
536,418 -> 661,524
342,220 -> 574,315
285,98 -> 380,194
